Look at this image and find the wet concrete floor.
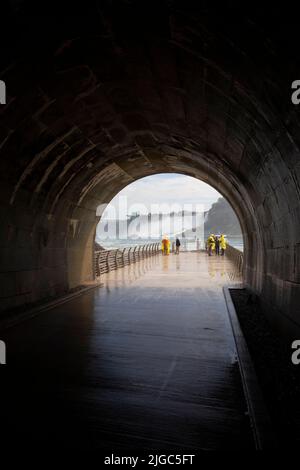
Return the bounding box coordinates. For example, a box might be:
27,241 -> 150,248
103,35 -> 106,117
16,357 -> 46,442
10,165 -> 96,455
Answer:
1,252 -> 254,451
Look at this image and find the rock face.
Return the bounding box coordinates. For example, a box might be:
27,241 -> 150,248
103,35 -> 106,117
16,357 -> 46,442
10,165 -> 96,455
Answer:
0,2 -> 300,337
205,198 -> 243,237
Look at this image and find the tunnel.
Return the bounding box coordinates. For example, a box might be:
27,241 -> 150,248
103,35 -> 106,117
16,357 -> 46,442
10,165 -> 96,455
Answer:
1,0 -> 300,451
1,1 -> 299,338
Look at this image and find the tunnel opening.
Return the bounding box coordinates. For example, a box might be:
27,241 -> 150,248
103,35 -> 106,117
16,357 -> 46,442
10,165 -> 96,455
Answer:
0,2 -> 299,341
1,151 -> 264,321
69,157 -> 256,287
94,172 -> 244,254
66,161 -> 256,290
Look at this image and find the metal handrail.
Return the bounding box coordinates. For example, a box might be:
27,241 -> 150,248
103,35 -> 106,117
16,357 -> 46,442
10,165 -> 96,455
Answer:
95,242 -> 161,277
225,244 -> 244,274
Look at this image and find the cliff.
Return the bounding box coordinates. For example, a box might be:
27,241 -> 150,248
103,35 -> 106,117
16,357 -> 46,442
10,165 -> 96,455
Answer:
204,197 -> 242,236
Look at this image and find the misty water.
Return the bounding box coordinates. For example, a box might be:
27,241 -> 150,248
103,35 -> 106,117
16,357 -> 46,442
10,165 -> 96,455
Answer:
96,206 -> 244,252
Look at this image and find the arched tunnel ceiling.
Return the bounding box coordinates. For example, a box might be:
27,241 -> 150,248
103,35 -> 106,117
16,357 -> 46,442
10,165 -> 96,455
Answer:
0,1 -> 300,333
1,1 -> 299,211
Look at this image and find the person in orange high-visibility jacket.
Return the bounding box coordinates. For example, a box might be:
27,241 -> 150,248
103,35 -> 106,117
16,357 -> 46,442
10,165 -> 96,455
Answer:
161,236 -> 170,255
219,234 -> 227,256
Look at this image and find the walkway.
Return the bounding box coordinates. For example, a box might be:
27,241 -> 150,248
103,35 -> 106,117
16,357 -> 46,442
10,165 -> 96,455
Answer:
0,252 -> 254,450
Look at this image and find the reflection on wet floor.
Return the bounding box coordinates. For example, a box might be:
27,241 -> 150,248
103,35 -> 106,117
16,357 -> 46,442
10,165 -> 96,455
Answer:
1,251 -> 251,451
101,251 -> 242,290
103,254 -> 161,291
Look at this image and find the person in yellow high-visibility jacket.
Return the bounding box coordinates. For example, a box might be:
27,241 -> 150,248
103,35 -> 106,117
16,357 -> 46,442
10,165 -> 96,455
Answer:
161,236 -> 170,255
219,234 -> 227,256
207,234 -> 215,256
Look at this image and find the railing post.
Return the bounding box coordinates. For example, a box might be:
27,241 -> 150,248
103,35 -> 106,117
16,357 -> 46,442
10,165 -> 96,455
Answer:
98,252 -> 101,276
122,248 -> 126,267
95,252 -> 100,277
225,244 -> 243,275
106,250 -> 110,272
128,247 -> 132,265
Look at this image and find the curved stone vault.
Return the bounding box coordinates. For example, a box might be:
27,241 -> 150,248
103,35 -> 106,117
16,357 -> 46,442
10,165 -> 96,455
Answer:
0,2 -> 300,336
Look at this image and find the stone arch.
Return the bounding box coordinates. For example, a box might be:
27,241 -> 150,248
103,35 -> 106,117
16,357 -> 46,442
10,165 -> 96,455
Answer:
0,3 -> 299,337
65,155 -> 260,294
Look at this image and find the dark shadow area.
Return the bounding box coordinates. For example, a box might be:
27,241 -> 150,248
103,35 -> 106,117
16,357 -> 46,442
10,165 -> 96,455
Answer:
230,289 -> 300,447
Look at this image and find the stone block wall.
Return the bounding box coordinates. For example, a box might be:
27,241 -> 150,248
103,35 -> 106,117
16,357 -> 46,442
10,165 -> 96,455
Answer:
0,3 -> 300,337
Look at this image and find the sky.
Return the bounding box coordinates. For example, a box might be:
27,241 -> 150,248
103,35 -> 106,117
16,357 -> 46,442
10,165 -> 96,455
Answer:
100,173 -> 222,219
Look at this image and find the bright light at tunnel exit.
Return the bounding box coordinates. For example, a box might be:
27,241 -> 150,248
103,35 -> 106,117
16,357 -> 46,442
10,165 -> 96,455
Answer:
100,174 -> 221,217
95,173 -> 242,246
